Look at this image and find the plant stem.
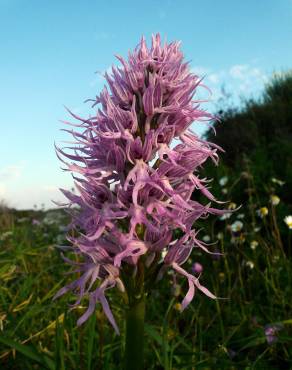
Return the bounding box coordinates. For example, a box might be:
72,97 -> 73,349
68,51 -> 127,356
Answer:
124,295 -> 145,370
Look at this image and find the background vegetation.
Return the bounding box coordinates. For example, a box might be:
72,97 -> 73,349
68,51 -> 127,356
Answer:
0,73 -> 292,369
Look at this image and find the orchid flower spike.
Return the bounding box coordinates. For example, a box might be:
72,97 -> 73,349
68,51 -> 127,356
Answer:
54,34 -> 227,334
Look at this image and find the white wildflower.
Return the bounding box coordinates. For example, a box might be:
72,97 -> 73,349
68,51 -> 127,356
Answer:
220,213 -> 232,221
250,240 -> 258,250
17,217 -> 28,223
228,202 -> 237,210
284,215 -> 292,229
256,207 -> 268,218
246,261 -> 254,269
270,195 -> 280,206
217,232 -> 224,240
202,235 -> 211,242
219,176 -> 228,186
231,221 -> 243,233
0,231 -> 13,241
271,177 -> 285,186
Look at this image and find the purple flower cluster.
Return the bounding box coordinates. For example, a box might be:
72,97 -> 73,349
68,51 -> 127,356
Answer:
55,34 -> 225,333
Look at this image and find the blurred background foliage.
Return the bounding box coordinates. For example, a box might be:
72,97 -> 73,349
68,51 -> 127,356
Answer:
0,73 -> 292,369
205,71 -> 292,204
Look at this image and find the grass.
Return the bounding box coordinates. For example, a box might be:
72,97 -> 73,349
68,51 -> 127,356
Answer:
0,166 -> 292,369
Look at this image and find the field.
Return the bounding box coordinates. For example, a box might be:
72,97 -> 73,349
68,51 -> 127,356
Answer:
1,163 -> 292,369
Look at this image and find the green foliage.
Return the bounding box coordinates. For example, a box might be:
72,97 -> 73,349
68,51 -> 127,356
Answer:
205,71 -> 292,204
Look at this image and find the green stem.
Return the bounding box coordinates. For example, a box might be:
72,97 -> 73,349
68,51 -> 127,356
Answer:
124,295 -> 145,370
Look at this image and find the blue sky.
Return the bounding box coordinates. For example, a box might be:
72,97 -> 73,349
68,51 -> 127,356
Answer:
1,0 -> 292,209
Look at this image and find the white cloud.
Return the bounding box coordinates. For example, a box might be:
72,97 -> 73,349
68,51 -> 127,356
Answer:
0,162 -> 70,209
208,73 -> 220,83
229,64 -> 249,79
3,184 -> 68,210
190,62 -> 268,112
229,64 -> 267,83
0,162 -> 25,181
43,185 -> 59,192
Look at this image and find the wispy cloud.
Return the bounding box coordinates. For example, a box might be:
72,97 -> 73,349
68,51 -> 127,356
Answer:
94,31 -> 116,41
208,73 -> 220,84
229,64 -> 249,79
43,185 -> 59,192
191,62 -> 268,110
1,183 -> 68,210
229,64 -> 266,80
0,162 -> 25,181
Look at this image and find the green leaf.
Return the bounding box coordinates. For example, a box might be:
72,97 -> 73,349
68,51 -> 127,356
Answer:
87,312 -> 97,370
0,335 -> 55,369
55,315 -> 65,370
239,336 -> 266,351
